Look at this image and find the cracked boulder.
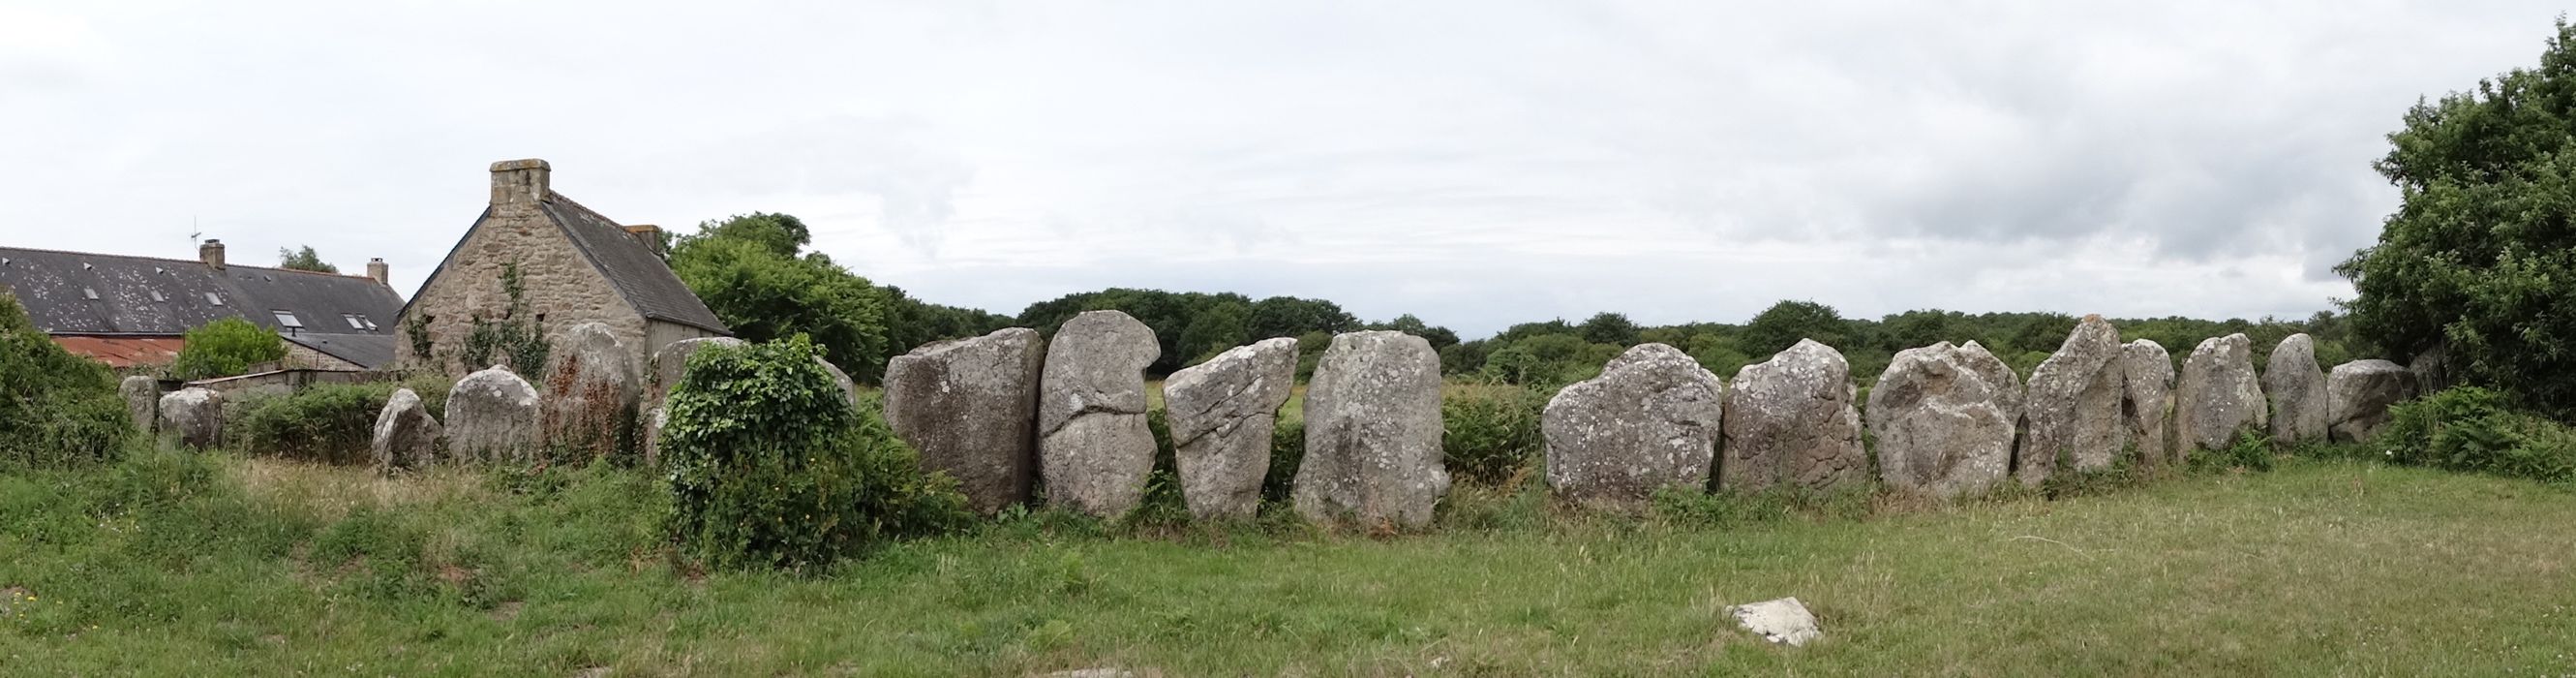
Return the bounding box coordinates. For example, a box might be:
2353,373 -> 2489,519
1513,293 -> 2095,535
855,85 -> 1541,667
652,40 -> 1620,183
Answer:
1036,311 -> 1162,519
1166,337 -> 1299,520
1867,341 -> 2021,498
885,327 -> 1046,513
446,365 -> 541,463
2016,315 -> 2128,484
157,386 -> 223,449
1295,330 -> 1449,527
2327,359 -> 2414,443
372,387 -> 444,474
2120,339 -> 2176,466
1545,343 -> 1725,504
1719,339 -> 1864,493
2263,333 -> 2329,445
2175,333 -> 2267,457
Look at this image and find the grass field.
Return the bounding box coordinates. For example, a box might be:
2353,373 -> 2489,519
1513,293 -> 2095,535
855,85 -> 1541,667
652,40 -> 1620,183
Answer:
3,447 -> 2573,675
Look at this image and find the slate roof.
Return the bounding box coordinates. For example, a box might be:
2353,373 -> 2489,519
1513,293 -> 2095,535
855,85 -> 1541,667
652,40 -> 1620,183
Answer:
538,194 -> 728,333
0,245 -> 406,368
285,332 -> 397,369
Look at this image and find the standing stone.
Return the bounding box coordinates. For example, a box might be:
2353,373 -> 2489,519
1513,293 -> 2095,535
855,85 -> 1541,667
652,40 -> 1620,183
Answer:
2263,334 -> 2330,445
156,386 -> 223,449
1719,339 -> 1864,493
2016,316 -> 2128,484
885,327 -> 1046,514
816,356 -> 862,409
646,336 -> 745,409
2409,342 -> 2453,395
1166,337 -> 1298,520
1294,331 -> 1449,527
640,406 -> 669,467
371,387 -> 445,474
542,323 -> 638,460
446,365 -> 542,463
2119,340 -> 2176,467
1867,342 -> 2021,498
1036,311 -> 1162,519
1543,343 -> 1725,504
2174,334 -> 2268,457
2327,359 -> 2416,443
119,376 -> 159,434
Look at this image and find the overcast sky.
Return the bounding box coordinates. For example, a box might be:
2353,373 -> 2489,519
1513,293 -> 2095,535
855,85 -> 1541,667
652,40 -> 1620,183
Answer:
0,1 -> 2562,337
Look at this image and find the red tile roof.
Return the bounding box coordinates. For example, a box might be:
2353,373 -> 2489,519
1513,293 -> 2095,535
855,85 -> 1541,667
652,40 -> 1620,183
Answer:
53,335 -> 184,368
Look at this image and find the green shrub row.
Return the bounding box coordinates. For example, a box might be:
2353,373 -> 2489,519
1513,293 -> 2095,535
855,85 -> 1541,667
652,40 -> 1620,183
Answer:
225,377 -> 453,465
2373,386 -> 2576,484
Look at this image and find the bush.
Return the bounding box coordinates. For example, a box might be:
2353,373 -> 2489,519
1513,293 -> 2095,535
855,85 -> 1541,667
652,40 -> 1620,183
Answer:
1264,416 -> 1304,505
661,337 -> 970,570
168,318 -> 288,381
227,383 -> 407,465
1442,383 -> 1550,486
0,292 -> 131,469
2379,386 -> 2576,483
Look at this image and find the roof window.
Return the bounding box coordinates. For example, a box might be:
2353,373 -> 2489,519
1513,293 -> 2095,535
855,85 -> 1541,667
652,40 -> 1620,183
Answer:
272,310 -> 303,328
205,293 -> 225,306
81,288 -> 99,299
344,313 -> 365,329
149,290 -> 166,302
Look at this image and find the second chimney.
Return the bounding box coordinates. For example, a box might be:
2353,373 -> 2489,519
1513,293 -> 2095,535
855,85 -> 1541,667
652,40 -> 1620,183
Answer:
366,258 -> 389,286
489,158 -> 552,205
198,239 -> 226,270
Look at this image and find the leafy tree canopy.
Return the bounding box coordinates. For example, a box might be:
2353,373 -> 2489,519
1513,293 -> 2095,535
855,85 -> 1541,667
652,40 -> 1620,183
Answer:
276,245 -> 337,273
170,317 -> 288,381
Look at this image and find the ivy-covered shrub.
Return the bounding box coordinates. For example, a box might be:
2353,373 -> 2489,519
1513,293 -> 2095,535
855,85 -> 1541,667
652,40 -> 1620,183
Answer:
2379,386 -> 2576,483
168,318 -> 288,381
0,292 -> 131,469
1441,383 -> 1550,486
662,337 -> 970,570
224,377 -> 455,465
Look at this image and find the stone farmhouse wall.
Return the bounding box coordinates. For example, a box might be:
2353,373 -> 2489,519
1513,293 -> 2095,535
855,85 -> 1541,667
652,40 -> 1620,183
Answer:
393,163 -> 650,378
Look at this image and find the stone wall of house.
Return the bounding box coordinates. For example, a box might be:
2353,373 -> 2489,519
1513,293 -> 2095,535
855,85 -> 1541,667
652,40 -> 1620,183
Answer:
282,342 -> 363,371
647,320 -> 725,357
393,164 -> 649,379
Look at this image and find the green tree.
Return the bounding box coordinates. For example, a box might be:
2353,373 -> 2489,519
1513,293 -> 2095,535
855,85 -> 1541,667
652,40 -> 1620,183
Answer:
1578,312 -> 1642,347
276,245 -> 338,273
0,292 -> 129,468
1178,300 -> 1252,364
1743,300 -> 1850,357
169,318 -> 288,380
2339,20 -> 2576,415
670,215 -> 892,383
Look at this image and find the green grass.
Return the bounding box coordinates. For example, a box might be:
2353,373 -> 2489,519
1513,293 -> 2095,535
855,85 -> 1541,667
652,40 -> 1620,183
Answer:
4,447 -> 2575,675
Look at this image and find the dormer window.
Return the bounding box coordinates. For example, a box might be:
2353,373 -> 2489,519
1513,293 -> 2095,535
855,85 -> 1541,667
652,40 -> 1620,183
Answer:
272,310 -> 303,328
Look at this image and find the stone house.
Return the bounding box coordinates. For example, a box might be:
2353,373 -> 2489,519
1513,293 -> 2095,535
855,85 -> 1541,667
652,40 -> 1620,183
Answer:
0,240 -> 405,371
394,159 -> 728,378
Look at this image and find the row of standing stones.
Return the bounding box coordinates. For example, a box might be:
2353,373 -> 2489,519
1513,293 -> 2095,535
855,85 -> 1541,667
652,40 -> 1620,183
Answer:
123,313 -> 2423,527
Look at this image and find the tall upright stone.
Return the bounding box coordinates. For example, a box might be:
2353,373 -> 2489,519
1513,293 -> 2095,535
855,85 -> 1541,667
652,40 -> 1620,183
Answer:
1166,337 -> 1298,520
884,327 -> 1046,514
2263,333 -> 2330,445
2119,339 -> 2176,467
372,387 -> 445,474
446,365 -> 542,463
1718,339 -> 1865,493
119,375 -> 159,434
542,322 -> 637,460
1295,331 -> 1449,527
1867,342 -> 2021,498
646,336 -> 746,409
1544,343 -> 1726,504
156,386 -> 223,449
2327,359 -> 2415,443
2016,316 -> 2128,484
1037,311 -> 1162,519
2174,334 -> 2267,457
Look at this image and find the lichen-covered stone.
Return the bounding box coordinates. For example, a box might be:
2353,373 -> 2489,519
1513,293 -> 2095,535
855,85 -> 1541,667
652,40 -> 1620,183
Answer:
2263,333 -> 2330,445
2120,339 -> 2176,467
1719,340 -> 1864,493
372,387 -> 445,474
120,375 -> 159,434
446,365 -> 542,463
2017,316 -> 2128,483
2174,334 -> 2268,457
1037,311 -> 1162,519
2327,359 -> 2415,443
1295,331 -> 1449,527
1542,343 -> 1725,504
1166,337 -> 1298,520
884,327 -> 1046,514
542,322 -> 637,460
157,386 -> 223,449
816,356 -> 861,409
646,336 -> 745,409
1867,342 -> 2020,498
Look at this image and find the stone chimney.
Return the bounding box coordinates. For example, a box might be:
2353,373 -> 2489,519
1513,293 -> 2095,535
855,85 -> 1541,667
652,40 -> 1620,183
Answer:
622,225 -> 665,256
198,238 -> 226,270
489,159 -> 552,205
366,258 -> 389,286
